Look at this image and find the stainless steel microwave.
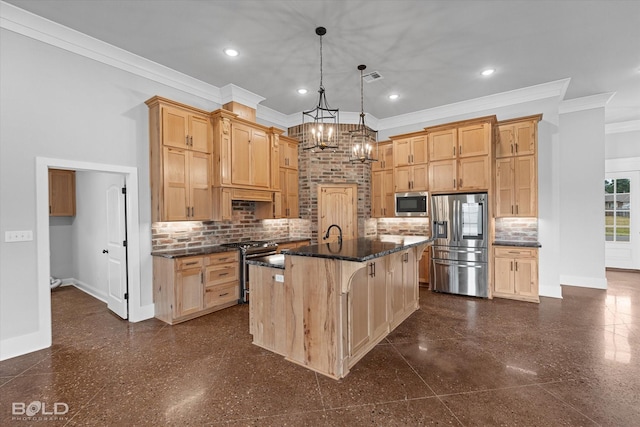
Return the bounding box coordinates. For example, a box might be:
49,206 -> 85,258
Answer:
395,192 -> 428,217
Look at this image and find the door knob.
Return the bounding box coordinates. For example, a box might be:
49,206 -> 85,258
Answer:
102,249 -> 109,254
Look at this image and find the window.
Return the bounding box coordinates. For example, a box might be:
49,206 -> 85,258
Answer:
605,178 -> 630,242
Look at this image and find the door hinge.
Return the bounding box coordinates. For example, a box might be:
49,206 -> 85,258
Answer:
123,240 -> 127,247
124,292 -> 129,300
121,187 -> 127,195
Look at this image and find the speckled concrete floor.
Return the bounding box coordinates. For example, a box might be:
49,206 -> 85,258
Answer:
1,270 -> 639,426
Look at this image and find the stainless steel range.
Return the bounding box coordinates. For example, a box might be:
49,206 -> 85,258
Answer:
220,241 -> 278,303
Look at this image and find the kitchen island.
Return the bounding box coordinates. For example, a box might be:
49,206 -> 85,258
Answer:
248,235 -> 432,379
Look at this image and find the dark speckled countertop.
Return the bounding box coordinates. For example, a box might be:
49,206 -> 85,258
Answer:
151,238 -> 311,259
286,235 -> 434,263
493,240 -> 541,248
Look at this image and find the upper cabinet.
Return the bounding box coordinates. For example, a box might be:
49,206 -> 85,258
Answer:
392,133 -> 428,192
427,117 -> 495,193
371,141 -> 395,218
279,135 -> 300,219
147,96 -> 213,222
371,141 -> 393,172
230,122 -> 270,188
494,115 -> 541,217
49,169 -> 76,216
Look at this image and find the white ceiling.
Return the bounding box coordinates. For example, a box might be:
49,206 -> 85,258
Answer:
4,0 -> 640,124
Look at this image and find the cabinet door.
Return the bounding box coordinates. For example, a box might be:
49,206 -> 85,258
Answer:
175,267 -> 203,317
189,152 -> 212,220
285,141 -> 299,169
349,268 -> 370,356
496,124 -> 515,159
393,138 -> 412,167
394,166 -> 412,192
251,128 -> 271,188
402,250 -> 417,308
493,257 -> 515,295
458,123 -> 489,157
163,147 -> 189,221
514,258 -> 538,298
513,121 -> 536,156
285,169 -> 299,217
412,135 -> 428,164
428,160 -> 456,192
231,123 -> 252,186
372,171 -> 384,218
370,259 -> 388,342
495,158 -> 515,217
162,107 -> 189,149
49,169 -> 76,216
411,164 -> 429,191
514,155 -> 536,216
373,142 -> 393,171
389,253 -> 405,325
458,156 -> 489,191
189,114 -> 211,153
428,129 -> 456,161
382,169 -> 395,217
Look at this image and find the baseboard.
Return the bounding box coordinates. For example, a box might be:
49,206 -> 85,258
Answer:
69,278 -> 108,303
560,274 -> 608,290
539,285 -> 563,299
0,330 -> 50,361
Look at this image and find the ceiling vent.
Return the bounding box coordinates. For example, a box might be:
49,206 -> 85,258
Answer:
362,71 -> 383,83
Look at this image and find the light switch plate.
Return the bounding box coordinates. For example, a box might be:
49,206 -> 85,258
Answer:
5,230 -> 34,242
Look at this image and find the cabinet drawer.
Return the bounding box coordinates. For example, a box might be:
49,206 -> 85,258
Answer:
176,256 -> 203,270
206,264 -> 239,285
494,247 -> 537,258
205,281 -> 239,308
205,251 -> 239,265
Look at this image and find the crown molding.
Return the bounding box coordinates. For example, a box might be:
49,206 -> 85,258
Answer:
605,120 -> 640,134
559,92 -> 615,114
220,84 -> 265,108
377,78 -> 571,130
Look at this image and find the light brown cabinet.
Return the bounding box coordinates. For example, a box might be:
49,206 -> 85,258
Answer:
493,246 -> 539,303
278,136 -> 299,218
495,115 -> 540,217
49,169 -> 76,216
147,97 -> 213,222
427,118 -> 493,193
389,249 -> 418,329
371,141 -> 394,172
393,134 -> 428,192
249,265 -> 287,356
153,251 -> 240,324
371,141 -> 395,218
230,122 -> 271,188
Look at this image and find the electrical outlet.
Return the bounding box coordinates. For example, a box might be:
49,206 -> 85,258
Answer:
274,274 -> 284,283
5,230 -> 34,242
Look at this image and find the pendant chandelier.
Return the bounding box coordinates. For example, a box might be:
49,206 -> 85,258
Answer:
302,27 -> 339,152
349,64 -> 378,164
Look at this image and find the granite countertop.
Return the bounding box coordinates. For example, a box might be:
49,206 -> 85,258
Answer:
493,240 -> 542,248
247,254 -> 285,269
285,235 -> 434,263
151,245 -> 238,259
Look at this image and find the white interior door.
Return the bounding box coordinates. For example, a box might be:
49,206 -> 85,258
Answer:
605,171 -> 639,269
106,184 -> 128,318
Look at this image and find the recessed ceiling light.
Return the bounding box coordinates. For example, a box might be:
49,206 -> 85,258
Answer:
481,68 -> 495,76
388,94 -> 399,100
224,48 -> 239,57
297,88 -> 308,95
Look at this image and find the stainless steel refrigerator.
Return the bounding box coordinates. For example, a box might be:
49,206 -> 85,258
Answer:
430,193 -> 488,297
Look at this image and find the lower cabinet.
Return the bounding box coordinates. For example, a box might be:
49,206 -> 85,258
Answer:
493,246 -> 539,303
153,251 -> 240,324
249,265 -> 287,356
389,249 -> 418,330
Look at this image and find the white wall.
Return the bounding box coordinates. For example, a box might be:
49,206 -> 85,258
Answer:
0,27 -> 220,356
606,130 -> 640,160
49,217 -> 74,279
559,108 -> 607,288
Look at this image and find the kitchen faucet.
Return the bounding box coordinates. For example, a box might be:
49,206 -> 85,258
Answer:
323,224 -> 343,245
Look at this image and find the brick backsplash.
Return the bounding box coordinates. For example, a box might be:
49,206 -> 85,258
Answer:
494,217 -> 538,242
376,218 -> 430,237
152,200 -> 312,252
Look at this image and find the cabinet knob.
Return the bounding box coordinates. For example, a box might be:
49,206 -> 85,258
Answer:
102,249 -> 109,254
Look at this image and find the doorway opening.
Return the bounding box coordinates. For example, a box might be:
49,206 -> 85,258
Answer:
36,157 -> 145,352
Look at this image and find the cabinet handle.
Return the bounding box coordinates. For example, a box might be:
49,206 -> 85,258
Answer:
515,205 -> 519,214
453,179 -> 456,189
49,206 -> 52,214
515,261 -> 519,272
459,145 -> 462,155
186,206 -> 190,217
453,146 -> 456,156
184,261 -> 198,266
515,143 -> 518,153
369,262 -> 376,277
219,272 -> 229,276
511,144 -> 514,154
200,271 -> 203,283
219,292 -> 229,297
510,261 -> 513,271
403,252 -> 409,263
186,135 -> 189,146
511,205 -> 514,214
459,178 -> 462,188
